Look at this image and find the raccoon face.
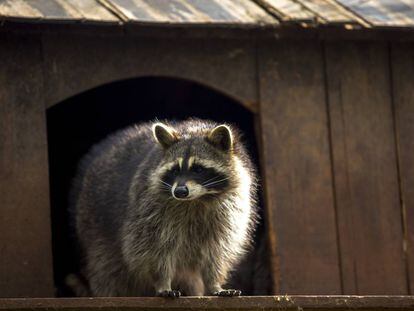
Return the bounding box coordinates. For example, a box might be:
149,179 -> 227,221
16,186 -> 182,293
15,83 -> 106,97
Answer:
161,158 -> 230,201
152,122 -> 233,201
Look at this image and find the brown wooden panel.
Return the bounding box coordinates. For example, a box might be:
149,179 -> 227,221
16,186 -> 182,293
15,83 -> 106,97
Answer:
42,35 -> 258,112
0,34 -> 54,297
1,296 -> 414,311
258,41 -> 341,294
391,42 -> 414,294
325,41 -> 407,294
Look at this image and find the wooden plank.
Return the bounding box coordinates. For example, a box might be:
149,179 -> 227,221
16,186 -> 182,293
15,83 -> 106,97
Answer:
23,0 -> 83,20
2,296 -> 414,310
325,41 -> 407,294
42,35 -> 258,112
0,0 -> 43,19
0,0 -> 120,23
66,0 -> 119,22
102,0 -> 276,24
391,42 -> 414,294
254,0 -> 315,22
196,0 -> 276,24
258,41 -> 341,294
0,34 -> 54,297
0,0 -> 414,28
296,0 -> 363,25
0,0 -> 119,23
337,0 -> 414,27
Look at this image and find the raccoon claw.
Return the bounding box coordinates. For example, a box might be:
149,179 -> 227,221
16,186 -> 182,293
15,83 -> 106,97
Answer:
157,290 -> 181,298
213,289 -> 241,297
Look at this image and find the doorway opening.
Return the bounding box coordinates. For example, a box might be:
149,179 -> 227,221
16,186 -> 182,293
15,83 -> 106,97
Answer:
46,76 -> 270,296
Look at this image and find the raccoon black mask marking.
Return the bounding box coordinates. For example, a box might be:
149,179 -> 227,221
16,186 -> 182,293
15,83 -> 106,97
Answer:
69,119 -> 258,298
153,123 -> 232,201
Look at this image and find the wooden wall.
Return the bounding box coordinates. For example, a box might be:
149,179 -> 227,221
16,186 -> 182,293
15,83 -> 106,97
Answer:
0,31 -> 413,297
0,34 -> 54,297
259,40 -> 413,295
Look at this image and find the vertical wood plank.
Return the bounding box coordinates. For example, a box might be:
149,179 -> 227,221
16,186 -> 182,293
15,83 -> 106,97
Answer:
325,41 -> 407,294
258,41 -> 341,294
391,42 -> 414,294
0,34 -> 54,297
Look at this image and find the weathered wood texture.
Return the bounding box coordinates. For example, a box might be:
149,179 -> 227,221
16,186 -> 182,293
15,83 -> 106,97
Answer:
325,41 -> 407,294
337,0 -> 414,27
258,41 -> 341,294
0,35 -> 54,297
0,30 -> 413,297
255,0 -> 315,22
3,0 -> 414,29
0,0 -> 118,22
41,35 -> 258,112
101,0 -> 275,24
2,296 -> 414,311
391,42 -> 414,294
297,0 -> 364,25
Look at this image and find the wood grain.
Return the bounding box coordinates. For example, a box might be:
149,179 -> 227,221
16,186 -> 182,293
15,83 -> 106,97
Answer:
391,42 -> 414,294
258,40 -> 341,294
42,35 -> 258,112
0,34 -> 54,297
2,296 -> 414,310
325,41 -> 407,294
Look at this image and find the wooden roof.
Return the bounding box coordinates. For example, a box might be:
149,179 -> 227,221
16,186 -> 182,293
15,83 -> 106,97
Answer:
0,0 -> 414,29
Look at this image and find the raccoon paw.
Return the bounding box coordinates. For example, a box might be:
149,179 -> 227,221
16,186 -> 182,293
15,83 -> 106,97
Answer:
213,289 -> 242,297
157,290 -> 181,298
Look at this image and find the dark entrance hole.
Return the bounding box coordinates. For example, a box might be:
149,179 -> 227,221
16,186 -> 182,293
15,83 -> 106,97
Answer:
46,77 -> 270,296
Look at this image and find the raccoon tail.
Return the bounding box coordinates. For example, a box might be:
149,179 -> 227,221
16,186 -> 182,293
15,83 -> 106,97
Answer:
65,273 -> 91,297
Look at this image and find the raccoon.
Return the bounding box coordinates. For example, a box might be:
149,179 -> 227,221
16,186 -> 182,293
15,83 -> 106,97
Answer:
70,119 -> 258,297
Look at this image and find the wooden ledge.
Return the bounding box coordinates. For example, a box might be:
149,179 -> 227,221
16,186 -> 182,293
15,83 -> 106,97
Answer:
1,296 -> 414,310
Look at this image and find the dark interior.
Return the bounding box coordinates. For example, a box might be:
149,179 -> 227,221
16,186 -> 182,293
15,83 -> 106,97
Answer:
46,76 -> 270,296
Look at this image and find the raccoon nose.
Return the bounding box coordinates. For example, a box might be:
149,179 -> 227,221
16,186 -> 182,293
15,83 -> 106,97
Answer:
174,186 -> 189,198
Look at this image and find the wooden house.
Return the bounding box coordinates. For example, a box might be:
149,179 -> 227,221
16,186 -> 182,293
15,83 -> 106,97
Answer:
1,0 -> 414,309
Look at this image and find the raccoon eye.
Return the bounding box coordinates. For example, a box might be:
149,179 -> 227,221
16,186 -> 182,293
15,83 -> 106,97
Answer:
192,164 -> 205,174
171,166 -> 180,175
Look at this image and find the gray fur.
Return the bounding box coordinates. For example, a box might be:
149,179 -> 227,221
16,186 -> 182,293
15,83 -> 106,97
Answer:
70,119 -> 258,296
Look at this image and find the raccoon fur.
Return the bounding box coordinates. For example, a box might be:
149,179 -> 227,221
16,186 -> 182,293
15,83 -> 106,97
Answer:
70,119 -> 258,297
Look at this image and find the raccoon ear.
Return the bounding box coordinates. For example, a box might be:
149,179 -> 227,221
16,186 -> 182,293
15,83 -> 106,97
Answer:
208,125 -> 233,152
152,123 -> 179,149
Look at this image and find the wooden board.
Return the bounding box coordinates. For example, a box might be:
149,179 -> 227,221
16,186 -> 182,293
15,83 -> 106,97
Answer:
325,41 -> 407,294
0,0 -> 43,19
391,42 -> 414,294
42,35 -> 258,112
66,0 -> 118,22
0,0 -> 118,23
100,0 -> 276,25
254,0 -> 315,22
297,0 -> 364,25
3,296 -> 414,310
258,41 -> 341,294
1,0 -> 414,29
0,34 -> 54,297
337,0 -> 414,27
